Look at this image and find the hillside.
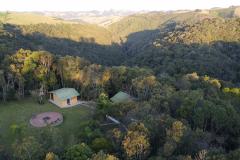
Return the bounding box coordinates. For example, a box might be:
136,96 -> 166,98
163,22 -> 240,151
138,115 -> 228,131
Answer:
108,6 -> 240,42
125,18 -> 240,83
0,12 -> 77,25
0,23 -> 124,65
41,10 -> 136,27
20,23 -> 113,44
208,6 -> 240,18
108,11 -> 218,42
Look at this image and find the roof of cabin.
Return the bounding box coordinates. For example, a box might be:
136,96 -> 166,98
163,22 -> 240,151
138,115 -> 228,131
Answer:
110,91 -> 132,103
49,88 -> 80,100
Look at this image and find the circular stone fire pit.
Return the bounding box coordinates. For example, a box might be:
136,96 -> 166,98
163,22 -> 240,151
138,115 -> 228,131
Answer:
30,112 -> 63,128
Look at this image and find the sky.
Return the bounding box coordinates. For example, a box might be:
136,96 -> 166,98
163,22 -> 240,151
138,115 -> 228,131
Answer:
0,0 -> 239,12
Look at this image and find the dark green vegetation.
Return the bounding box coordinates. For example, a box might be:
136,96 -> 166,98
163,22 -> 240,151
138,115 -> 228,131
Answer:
125,18 -> 240,83
0,6 -> 240,160
0,23 -> 123,65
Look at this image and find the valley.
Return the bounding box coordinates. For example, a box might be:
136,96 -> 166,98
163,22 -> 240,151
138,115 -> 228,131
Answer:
0,5 -> 240,160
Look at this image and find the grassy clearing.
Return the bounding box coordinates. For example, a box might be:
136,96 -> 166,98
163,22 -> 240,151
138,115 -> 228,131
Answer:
0,98 -> 93,149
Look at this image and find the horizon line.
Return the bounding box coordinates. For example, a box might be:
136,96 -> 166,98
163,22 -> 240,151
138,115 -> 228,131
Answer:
0,5 -> 239,13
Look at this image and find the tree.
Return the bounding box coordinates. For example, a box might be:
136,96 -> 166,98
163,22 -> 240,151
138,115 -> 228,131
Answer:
45,152 -> 59,160
92,150 -> 119,160
64,143 -> 93,160
132,75 -> 158,101
78,121 -> 103,144
38,127 -> 64,154
122,122 -> 150,160
12,136 -> 44,160
194,150 -> 207,160
5,49 -> 57,99
0,70 -> 6,102
150,83 -> 174,113
209,79 -> 221,89
91,137 -> 113,152
166,121 -> 187,143
185,72 -> 199,81
228,148 -> 240,160
31,51 -> 56,96
7,49 -> 32,98
38,84 -> 45,104
97,93 -> 111,110
163,140 -> 177,157
96,93 -> 113,120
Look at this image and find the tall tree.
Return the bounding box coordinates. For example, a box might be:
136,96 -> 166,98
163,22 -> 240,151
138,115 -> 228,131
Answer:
0,70 -> 7,101
122,122 -> 150,160
64,143 -> 93,160
12,136 -> 44,160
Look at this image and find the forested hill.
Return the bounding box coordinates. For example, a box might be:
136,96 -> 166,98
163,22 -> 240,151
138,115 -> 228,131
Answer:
108,11 -> 216,42
0,8 -> 240,79
108,6 -> 240,42
0,23 -> 124,65
160,18 -> 240,44
125,18 -> 240,83
20,23 -> 113,45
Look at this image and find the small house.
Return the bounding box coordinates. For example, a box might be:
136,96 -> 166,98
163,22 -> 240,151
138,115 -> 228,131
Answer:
49,88 -> 80,108
110,91 -> 133,103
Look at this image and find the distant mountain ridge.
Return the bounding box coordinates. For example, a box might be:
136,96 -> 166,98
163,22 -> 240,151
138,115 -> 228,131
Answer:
35,6 -> 240,27
1,6 -> 239,29
40,10 -> 138,27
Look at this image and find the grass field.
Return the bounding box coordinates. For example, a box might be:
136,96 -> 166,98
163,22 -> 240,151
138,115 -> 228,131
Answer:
0,98 -> 94,149
0,12 -> 77,25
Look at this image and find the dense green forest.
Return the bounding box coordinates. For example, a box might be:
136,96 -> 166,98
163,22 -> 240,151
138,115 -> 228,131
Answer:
0,7 -> 240,160
125,18 -> 240,83
0,23 -> 124,65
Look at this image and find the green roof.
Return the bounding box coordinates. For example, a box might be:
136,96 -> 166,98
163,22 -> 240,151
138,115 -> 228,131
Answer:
50,88 -> 80,100
110,91 -> 132,103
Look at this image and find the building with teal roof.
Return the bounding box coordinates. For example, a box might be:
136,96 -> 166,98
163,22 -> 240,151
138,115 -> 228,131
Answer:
110,91 -> 133,103
49,88 -> 80,108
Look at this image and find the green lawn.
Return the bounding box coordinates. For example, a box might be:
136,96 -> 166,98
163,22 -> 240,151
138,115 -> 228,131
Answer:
0,98 -> 94,149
